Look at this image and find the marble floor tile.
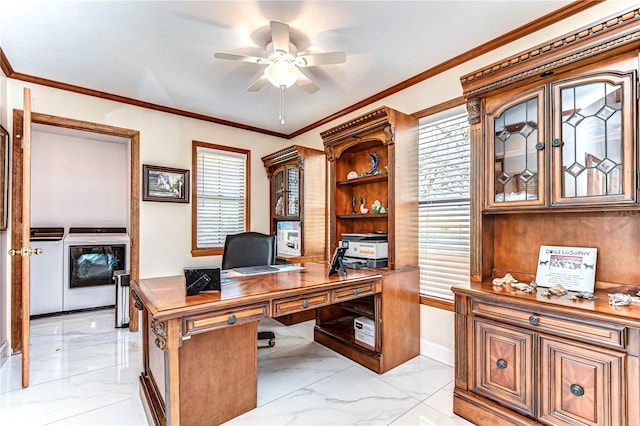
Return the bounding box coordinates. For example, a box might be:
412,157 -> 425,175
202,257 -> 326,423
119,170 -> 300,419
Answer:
47,396 -> 149,425
226,366 -> 421,425
257,341 -> 353,406
389,401 -> 470,426
377,355 -> 455,401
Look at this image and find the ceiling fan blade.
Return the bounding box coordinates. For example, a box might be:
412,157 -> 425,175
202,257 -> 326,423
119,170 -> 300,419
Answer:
247,74 -> 268,92
270,21 -> 290,55
214,52 -> 267,64
296,72 -> 319,94
296,51 -> 346,67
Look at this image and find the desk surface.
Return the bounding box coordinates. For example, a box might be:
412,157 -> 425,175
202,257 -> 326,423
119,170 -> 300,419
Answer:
134,262 -> 383,321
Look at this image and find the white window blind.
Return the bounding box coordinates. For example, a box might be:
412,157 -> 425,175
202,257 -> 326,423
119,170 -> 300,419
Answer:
195,145 -> 247,249
419,110 -> 470,300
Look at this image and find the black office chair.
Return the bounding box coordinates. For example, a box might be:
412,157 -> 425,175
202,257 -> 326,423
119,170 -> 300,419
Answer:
222,231 -> 277,347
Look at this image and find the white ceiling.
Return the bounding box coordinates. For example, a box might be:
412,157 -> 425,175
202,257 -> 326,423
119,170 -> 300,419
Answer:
0,1 -> 568,136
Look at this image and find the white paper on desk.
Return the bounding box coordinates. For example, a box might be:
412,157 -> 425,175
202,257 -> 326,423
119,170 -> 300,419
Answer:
535,245 -> 597,292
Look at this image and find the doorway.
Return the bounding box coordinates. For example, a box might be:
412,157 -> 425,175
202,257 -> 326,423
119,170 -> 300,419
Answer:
10,111 -> 140,354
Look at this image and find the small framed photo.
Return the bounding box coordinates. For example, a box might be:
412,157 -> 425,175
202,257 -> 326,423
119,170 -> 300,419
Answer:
535,245 -> 597,292
142,164 -> 190,203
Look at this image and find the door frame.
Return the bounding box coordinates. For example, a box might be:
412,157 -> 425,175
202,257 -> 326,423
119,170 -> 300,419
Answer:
10,110 -> 140,353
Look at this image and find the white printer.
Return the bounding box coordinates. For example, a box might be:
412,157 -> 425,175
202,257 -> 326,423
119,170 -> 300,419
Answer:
340,233 -> 388,268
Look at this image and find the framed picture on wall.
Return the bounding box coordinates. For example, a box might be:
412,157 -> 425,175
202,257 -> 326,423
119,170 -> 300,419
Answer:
142,164 -> 190,203
0,125 -> 9,230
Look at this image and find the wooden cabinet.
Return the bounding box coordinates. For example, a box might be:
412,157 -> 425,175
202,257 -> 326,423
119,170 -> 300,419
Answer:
262,145 -> 326,263
454,286 -> 637,426
486,56 -> 637,210
316,106 -> 420,373
472,319 -> 535,417
454,8 -> 640,426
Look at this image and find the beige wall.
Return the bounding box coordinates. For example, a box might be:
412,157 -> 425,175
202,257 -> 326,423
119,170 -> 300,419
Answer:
1,0 -> 635,361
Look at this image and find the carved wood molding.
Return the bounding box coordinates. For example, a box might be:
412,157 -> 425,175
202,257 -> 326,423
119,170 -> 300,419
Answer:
131,289 -> 144,311
466,99 -> 481,125
461,7 -> 640,97
150,319 -> 168,350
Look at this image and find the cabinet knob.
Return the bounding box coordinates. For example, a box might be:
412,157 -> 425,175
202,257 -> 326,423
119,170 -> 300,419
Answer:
228,314 -> 237,324
354,289 -> 359,296
529,315 -> 539,326
552,138 -> 563,147
496,359 -> 508,369
535,142 -> 545,150
302,300 -> 309,308
570,384 -> 585,397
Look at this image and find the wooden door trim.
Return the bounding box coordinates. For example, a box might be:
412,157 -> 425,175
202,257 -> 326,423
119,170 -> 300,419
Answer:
10,111 -> 140,353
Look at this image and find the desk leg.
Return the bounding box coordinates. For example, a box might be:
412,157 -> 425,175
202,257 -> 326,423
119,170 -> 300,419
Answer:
166,318 -> 182,426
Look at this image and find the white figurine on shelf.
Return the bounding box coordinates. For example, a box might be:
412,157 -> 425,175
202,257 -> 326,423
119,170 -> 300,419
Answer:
359,197 -> 369,214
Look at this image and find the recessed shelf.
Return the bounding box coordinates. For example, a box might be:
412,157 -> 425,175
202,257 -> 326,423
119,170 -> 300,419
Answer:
336,213 -> 388,219
336,174 -> 388,186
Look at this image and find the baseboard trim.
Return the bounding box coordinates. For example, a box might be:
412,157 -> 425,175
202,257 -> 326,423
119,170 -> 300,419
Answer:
420,338 -> 454,367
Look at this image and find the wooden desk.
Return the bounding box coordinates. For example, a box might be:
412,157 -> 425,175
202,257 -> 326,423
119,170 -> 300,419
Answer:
131,262 -> 418,426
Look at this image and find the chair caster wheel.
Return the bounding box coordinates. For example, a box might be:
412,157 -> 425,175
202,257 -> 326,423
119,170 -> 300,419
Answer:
268,339 -> 275,347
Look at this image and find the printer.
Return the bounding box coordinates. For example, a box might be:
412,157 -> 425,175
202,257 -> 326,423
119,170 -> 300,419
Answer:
340,233 -> 388,269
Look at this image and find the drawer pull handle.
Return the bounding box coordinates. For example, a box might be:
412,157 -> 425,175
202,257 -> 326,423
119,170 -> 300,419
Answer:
529,315 -> 539,326
228,314 -> 237,324
302,300 -> 309,308
570,384 -> 585,397
496,359 -> 507,369
354,289 -> 359,296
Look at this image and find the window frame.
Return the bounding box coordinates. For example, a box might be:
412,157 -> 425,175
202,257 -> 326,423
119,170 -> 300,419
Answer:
191,140 -> 251,257
416,98 -> 470,310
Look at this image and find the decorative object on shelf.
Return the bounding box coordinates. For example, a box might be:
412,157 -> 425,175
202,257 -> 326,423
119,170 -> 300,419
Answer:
360,152 -> 383,177
540,284 -> 568,297
512,282 -> 535,294
608,293 -> 632,306
371,200 -> 382,213
142,164 -> 190,203
569,292 -> 599,301
275,196 -> 284,215
351,195 -> 357,214
535,245 -> 597,292
359,197 -> 369,214
492,273 -> 517,287
379,203 -> 387,214
347,171 -> 358,180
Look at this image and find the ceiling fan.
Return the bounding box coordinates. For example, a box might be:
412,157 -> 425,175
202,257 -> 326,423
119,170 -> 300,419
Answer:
214,21 -> 346,124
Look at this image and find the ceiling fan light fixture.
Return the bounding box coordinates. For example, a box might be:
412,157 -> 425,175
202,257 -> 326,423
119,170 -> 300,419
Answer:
264,59 -> 300,89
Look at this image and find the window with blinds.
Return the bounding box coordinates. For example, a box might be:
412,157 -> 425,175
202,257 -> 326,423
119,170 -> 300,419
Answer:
419,109 -> 470,301
193,142 -> 249,253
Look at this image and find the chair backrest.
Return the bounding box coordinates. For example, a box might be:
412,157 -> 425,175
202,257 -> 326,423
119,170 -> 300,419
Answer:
221,232 -> 277,270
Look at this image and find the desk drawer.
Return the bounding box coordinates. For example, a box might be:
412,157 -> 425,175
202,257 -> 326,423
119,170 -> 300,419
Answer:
472,301 -> 625,349
273,291 -> 330,316
332,281 -> 378,303
184,303 -> 269,336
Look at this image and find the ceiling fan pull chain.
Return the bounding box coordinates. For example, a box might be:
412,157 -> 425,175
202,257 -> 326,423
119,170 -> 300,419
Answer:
279,85 -> 286,125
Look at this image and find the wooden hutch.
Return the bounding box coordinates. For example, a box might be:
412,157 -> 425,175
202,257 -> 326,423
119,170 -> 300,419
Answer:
453,7 -> 640,425
261,145 -> 326,264
318,106 -> 420,373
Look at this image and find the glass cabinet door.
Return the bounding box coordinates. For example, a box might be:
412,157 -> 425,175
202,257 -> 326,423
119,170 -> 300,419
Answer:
286,166 -> 299,217
551,73 -> 635,205
274,168 -> 285,216
487,88 -> 545,208
273,165 -> 300,218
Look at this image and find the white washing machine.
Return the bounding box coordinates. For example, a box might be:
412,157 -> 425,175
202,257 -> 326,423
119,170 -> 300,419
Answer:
30,227 -> 64,316
63,227 -> 130,311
